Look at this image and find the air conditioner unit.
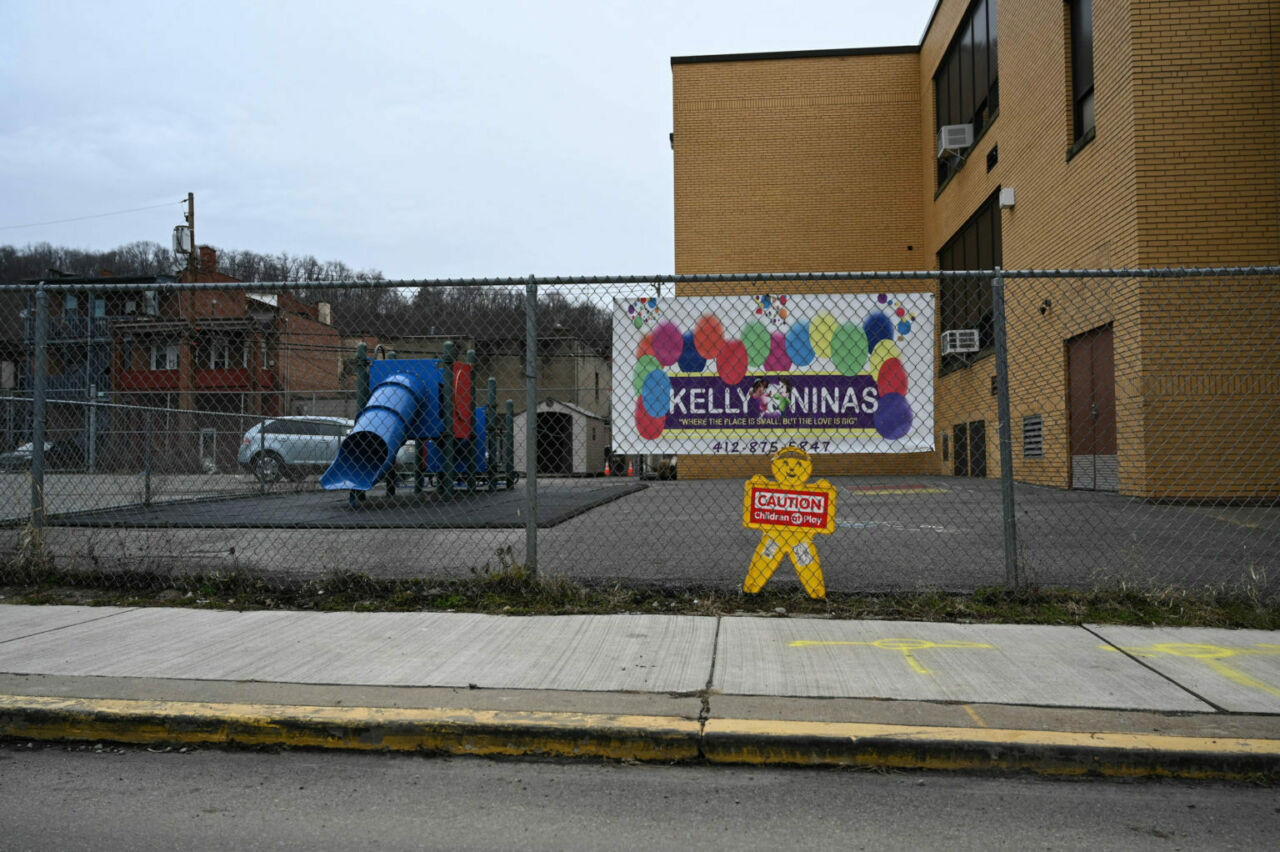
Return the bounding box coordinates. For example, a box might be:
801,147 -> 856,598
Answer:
937,123 -> 974,158
941,329 -> 980,355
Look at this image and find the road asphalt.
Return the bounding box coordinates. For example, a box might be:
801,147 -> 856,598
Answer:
0,605 -> 1277,779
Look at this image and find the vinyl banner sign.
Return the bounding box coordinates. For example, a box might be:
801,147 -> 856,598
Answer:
611,292 -> 935,455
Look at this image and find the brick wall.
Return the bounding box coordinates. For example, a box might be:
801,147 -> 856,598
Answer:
671,0 -> 1279,494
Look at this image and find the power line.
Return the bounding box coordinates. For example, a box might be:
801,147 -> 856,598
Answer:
0,200 -> 183,232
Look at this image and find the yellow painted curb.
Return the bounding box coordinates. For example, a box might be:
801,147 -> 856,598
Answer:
4,693 -> 1278,780
702,718 -> 1280,779
0,694 -> 701,762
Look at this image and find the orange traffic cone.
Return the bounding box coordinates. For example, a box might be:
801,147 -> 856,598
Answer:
627,461 -> 635,477
604,463 -> 612,477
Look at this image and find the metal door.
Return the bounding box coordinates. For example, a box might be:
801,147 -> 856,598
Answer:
1068,325 -> 1118,491
951,420 -> 987,477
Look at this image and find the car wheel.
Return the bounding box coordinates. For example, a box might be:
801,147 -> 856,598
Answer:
253,452 -> 286,483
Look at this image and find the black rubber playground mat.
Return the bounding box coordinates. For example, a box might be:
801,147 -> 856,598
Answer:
47,481 -> 648,529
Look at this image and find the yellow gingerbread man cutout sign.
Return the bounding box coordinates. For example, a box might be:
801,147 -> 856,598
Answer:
742,445 -> 837,599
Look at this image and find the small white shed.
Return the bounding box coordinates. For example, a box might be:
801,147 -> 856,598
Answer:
512,398 -> 611,476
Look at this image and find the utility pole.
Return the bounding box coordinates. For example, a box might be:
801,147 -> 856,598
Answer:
185,192 -> 196,281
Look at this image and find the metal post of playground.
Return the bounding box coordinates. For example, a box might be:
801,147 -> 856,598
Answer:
486,377 -> 497,490
466,349 -> 478,490
440,342 -> 455,499
524,275 -> 538,575
354,341 -> 370,412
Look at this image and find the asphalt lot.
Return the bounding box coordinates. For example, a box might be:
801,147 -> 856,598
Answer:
1,472 -> 1275,593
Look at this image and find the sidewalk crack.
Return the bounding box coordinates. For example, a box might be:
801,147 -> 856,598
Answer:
1081,624 -> 1226,713
0,607 -> 141,646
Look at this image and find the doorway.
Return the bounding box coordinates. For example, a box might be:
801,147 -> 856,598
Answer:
1067,324 -> 1118,491
537,411 -> 573,475
952,420 -> 987,477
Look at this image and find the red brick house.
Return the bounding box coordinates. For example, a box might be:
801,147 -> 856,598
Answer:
111,247 -> 344,472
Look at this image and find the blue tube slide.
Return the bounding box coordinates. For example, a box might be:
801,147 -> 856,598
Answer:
321,371 -> 429,492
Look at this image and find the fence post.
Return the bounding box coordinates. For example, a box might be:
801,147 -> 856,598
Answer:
991,270 -> 1021,589
143,409 -> 153,506
524,275 -> 538,575
31,285 -> 48,540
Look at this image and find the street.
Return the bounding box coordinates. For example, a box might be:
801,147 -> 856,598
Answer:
1,743 -> 1275,851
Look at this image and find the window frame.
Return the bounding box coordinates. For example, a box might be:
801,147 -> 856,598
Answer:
937,189 -> 1003,375
1068,0 -> 1096,153
934,0 -> 1000,188
149,343 -> 179,371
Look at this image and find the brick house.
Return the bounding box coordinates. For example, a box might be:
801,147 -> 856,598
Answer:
110,246 -> 344,472
670,0 -> 1279,498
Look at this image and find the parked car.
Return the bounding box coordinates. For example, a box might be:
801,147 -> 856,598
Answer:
237,416 -> 415,483
0,440 -> 85,472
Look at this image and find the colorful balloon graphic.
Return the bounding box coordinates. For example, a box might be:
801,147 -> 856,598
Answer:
640,369 -> 672,418
677,331 -> 707,372
651,321 -> 683,367
809,311 -> 838,359
636,334 -> 655,360
785,321 -> 815,367
868,339 -> 903,378
764,332 -> 792,371
742,321 -> 770,367
632,355 -> 661,394
831,323 -> 869,376
717,339 -> 748,386
877,357 -> 908,395
636,398 -> 665,439
864,312 -> 895,353
874,392 -> 912,440
693,315 -> 726,359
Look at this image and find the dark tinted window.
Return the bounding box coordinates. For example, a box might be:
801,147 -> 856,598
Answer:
934,0 -> 999,187
1069,0 -> 1095,143
938,189 -> 1003,373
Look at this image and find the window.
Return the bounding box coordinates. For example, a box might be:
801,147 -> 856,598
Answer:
64,293 -> 79,314
1068,0 -> 1095,146
935,0 -> 999,187
149,343 -> 178,370
938,189 -> 1003,373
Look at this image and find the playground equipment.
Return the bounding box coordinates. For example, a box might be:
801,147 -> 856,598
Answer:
321,342 -> 518,508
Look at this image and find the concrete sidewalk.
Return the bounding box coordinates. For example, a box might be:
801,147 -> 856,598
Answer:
1,605 -> 1277,779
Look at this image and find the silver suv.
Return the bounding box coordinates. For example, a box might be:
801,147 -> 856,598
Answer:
237,416 -> 418,483
238,416 -> 354,483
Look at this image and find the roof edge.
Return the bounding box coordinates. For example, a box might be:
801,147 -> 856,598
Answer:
671,44 -> 918,65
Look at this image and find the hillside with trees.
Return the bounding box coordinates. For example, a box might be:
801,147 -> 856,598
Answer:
0,242 -> 610,348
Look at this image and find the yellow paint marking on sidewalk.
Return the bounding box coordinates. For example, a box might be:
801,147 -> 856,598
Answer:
963,705 -> 989,727
790,638 -> 995,676
1105,642 -> 1280,699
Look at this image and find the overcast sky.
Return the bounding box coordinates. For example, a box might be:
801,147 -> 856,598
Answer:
1,1 -> 935,280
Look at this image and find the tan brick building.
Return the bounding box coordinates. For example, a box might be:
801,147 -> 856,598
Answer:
671,0 -> 1279,497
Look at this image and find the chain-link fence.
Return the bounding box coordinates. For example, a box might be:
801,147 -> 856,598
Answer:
0,268 -> 1276,597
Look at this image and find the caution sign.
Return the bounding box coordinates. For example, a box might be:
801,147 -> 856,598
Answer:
742,446 -> 836,599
